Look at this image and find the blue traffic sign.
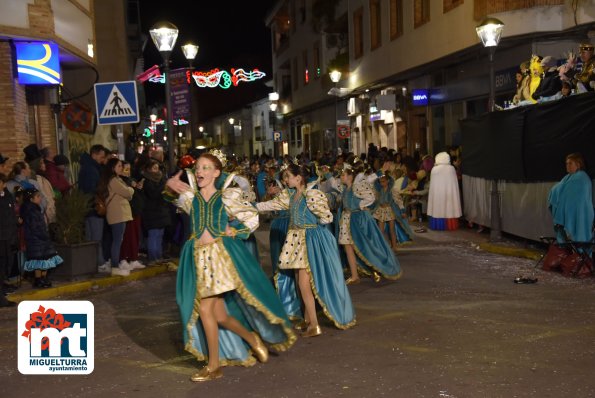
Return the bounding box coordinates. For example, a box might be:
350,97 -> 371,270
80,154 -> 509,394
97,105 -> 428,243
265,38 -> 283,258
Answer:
94,81 -> 139,125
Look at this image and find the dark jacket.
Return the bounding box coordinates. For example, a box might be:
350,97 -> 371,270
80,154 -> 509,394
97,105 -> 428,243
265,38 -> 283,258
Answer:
21,201 -> 56,260
532,70 -> 562,100
0,189 -> 18,245
121,176 -> 144,216
141,172 -> 171,230
78,153 -> 102,195
44,160 -> 71,196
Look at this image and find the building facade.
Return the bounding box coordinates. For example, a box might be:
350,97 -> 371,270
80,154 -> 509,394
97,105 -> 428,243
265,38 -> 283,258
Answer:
266,0 -> 595,158
0,0 -> 142,169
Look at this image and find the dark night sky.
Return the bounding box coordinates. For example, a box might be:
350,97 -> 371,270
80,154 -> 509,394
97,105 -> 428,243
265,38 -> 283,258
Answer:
139,0 -> 276,120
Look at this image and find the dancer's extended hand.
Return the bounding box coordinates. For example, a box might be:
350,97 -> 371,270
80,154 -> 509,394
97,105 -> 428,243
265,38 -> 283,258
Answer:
166,170 -> 192,194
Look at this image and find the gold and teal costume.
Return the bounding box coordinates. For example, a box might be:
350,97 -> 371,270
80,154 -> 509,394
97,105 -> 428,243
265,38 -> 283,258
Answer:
372,177 -> 413,243
257,187 -> 356,329
339,181 -> 402,279
175,185 -> 296,367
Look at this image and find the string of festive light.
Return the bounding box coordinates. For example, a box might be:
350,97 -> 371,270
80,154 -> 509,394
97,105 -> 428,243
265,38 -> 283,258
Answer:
146,67 -> 266,89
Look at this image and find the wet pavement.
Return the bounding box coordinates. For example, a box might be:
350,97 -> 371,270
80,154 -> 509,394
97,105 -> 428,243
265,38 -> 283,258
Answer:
1,224 -> 594,397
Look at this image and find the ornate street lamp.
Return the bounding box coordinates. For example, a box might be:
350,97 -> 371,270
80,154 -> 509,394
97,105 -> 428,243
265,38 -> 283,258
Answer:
476,17 -> 504,241
475,17 -> 504,112
181,43 -> 199,66
150,21 -> 179,172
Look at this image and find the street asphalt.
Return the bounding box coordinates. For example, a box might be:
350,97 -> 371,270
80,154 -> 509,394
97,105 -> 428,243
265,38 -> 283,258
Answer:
2,223 -> 594,397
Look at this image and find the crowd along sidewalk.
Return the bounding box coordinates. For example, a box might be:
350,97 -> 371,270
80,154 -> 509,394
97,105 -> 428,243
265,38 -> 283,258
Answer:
5,221 -> 546,303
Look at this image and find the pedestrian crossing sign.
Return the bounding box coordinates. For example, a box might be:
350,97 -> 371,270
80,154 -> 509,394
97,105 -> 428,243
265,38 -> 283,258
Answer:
94,81 -> 139,125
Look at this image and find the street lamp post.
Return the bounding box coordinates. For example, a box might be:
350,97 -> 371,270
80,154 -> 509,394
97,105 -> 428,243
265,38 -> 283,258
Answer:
182,43 -> 199,148
476,17 -> 504,241
269,92 -> 279,157
329,70 -> 342,155
150,21 -> 179,173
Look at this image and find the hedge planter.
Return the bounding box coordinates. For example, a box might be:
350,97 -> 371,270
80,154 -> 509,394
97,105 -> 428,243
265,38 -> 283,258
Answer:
53,241 -> 99,280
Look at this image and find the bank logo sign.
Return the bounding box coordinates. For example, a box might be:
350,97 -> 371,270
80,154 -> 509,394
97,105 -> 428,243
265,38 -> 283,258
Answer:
15,42 -> 62,85
18,301 -> 94,375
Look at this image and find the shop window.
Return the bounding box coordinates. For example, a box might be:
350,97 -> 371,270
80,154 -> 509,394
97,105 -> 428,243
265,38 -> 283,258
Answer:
390,0 -> 403,40
353,7 -> 364,59
414,0 -> 430,28
370,0 -> 381,50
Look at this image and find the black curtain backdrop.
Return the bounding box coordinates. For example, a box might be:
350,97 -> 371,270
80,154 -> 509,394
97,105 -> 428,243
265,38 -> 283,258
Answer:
461,93 -> 595,182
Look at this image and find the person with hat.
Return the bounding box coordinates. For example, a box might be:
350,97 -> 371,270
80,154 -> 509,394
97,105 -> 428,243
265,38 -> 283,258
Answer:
574,43 -> 595,92
23,144 -> 42,165
532,56 -> 562,102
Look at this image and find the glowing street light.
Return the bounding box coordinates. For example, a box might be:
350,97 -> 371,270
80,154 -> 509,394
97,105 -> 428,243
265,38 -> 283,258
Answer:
476,17 -> 504,242
150,21 -> 179,172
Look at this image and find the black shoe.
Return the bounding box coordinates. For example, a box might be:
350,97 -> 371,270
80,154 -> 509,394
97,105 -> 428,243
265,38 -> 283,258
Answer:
33,278 -> 50,289
41,278 -> 52,288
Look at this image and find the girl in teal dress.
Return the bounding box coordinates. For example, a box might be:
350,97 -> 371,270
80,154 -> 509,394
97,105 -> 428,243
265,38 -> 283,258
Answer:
267,169 -> 302,320
256,164 -> 356,337
372,174 -> 413,249
166,153 -> 296,382
339,165 -> 402,284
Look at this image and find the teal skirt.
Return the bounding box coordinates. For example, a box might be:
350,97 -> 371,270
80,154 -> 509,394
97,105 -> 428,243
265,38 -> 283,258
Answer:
349,210 -> 402,279
176,236 -> 296,367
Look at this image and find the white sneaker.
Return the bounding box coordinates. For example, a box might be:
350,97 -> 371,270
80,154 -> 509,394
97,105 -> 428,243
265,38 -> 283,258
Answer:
128,260 -> 146,270
98,261 -> 112,273
118,260 -> 132,271
111,267 -> 130,277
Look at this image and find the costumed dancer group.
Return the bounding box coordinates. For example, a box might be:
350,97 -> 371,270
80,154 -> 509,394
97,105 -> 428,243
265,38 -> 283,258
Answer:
165,150 -> 404,382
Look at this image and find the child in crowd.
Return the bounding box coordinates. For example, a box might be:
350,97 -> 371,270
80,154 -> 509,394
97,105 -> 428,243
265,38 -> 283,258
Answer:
20,188 -> 63,288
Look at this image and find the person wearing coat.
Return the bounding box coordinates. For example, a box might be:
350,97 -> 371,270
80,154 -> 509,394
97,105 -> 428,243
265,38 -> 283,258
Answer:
20,189 -> 63,288
0,173 -> 18,305
548,153 -> 594,247
97,158 -> 134,276
141,159 -> 172,264
78,145 -> 107,267
44,154 -> 72,197
427,152 -> 462,231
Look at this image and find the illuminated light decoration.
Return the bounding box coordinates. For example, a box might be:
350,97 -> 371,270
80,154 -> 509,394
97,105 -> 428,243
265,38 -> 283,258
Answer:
192,68 -> 232,88
136,64 -> 161,83
305,68 -> 309,84
173,118 -> 189,126
15,42 -> 61,85
149,72 -> 165,84
147,67 -> 265,88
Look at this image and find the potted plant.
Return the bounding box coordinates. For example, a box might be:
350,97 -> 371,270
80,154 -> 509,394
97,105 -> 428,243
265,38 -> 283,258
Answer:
51,189 -> 99,279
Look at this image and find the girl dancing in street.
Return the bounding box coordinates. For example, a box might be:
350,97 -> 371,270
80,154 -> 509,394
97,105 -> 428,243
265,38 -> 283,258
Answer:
166,151 -> 295,382
339,163 -> 402,284
256,164 -> 356,337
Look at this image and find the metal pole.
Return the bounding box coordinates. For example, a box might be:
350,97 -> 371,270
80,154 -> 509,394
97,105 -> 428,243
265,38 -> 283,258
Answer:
163,52 -> 175,173
488,46 -> 502,241
334,85 -> 338,154
488,47 -> 496,112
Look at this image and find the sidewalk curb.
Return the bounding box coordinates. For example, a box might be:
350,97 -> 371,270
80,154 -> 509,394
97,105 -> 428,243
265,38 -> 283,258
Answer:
8,263 -> 174,303
479,243 -> 543,261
